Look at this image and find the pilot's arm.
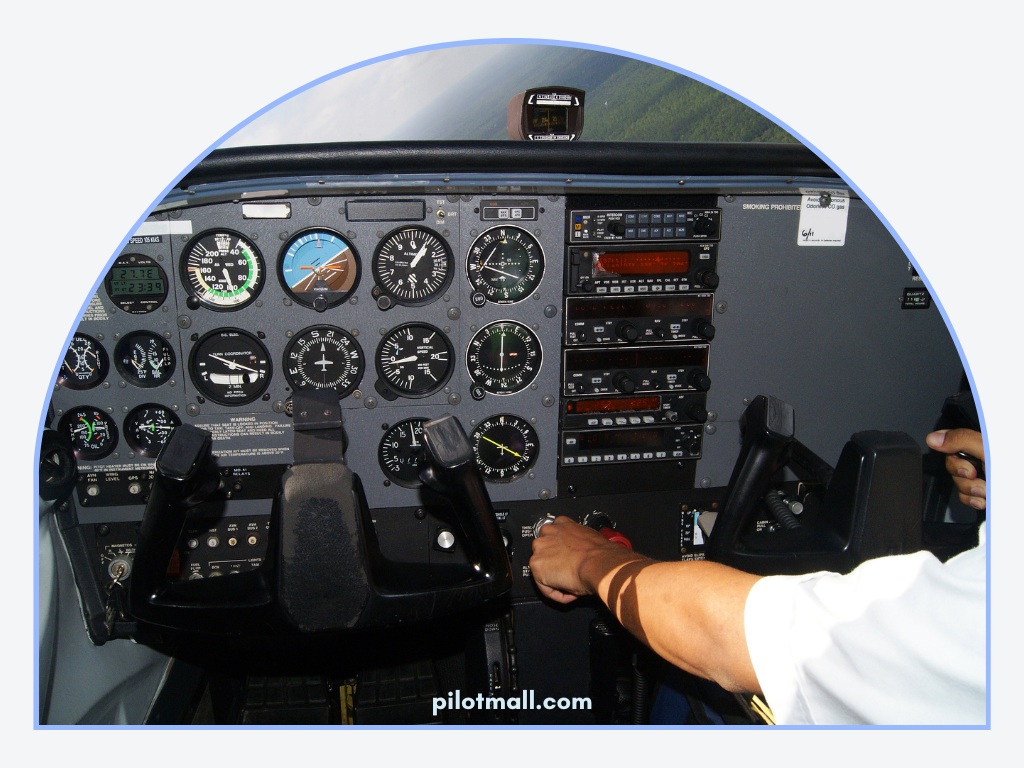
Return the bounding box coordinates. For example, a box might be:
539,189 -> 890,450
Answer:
529,428 -> 987,724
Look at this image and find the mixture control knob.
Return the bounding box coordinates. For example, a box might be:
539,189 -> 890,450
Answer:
695,320 -> 716,340
616,321 -> 640,342
583,512 -> 633,550
687,369 -> 712,391
608,222 -> 627,236
613,372 -> 636,394
688,403 -> 709,423
533,514 -> 558,539
700,271 -> 720,289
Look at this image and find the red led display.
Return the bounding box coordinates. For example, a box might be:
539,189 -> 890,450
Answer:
593,251 -> 690,275
567,396 -> 661,414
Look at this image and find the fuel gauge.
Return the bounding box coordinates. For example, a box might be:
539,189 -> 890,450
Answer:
114,331 -> 175,388
58,334 -> 108,390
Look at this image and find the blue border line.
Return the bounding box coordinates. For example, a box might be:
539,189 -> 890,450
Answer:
34,37 -> 990,730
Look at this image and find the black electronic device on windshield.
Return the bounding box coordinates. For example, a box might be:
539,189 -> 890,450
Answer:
507,86 -> 585,141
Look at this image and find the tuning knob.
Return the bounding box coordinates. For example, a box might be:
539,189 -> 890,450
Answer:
608,222 -> 627,236
616,321 -> 639,342
688,403 -> 709,423
695,320 -> 716,340
613,372 -> 636,394
687,369 -> 711,391
700,271 -> 720,289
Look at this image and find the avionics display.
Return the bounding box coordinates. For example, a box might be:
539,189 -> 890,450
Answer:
567,396 -> 661,414
594,251 -> 690,276
108,266 -> 166,296
566,295 -> 713,320
565,346 -> 708,372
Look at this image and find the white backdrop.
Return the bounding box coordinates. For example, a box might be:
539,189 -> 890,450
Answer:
8,0 -> 1018,756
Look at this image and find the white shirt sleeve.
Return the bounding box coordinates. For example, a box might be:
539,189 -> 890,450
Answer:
743,525 -> 986,725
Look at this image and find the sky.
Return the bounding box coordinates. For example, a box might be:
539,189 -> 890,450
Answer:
222,44 -> 514,146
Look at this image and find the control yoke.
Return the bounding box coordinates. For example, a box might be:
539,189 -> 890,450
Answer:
129,390 -> 513,634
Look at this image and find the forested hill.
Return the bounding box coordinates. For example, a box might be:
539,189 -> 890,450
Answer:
389,46 -> 797,143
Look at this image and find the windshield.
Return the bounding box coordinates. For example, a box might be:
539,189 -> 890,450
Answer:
223,44 -> 796,147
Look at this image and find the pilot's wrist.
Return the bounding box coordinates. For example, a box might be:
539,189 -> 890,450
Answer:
581,547 -> 651,602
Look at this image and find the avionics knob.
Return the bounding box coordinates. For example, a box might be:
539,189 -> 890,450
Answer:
616,321 -> 640,342
694,217 -> 718,235
700,271 -> 720,289
608,222 -> 627,236
695,320 -> 716,340
687,369 -> 711,391
613,372 -> 636,394
688,403 -> 709,423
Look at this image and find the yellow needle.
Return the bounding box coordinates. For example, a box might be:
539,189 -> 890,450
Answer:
481,435 -> 522,458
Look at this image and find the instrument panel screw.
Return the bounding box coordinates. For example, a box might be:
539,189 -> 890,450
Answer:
539,489 -> 551,499
700,477 -> 712,488
542,395 -> 554,407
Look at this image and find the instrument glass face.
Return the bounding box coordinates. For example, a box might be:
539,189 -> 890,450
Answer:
378,418 -> 428,488
279,229 -> 360,309
181,230 -> 264,310
375,323 -> 454,398
189,329 -> 272,405
114,331 -> 176,388
283,325 -> 364,397
466,226 -> 544,303
59,334 -> 108,390
59,406 -> 118,462
104,254 -> 168,314
372,226 -> 453,306
466,321 -> 542,395
123,404 -> 180,458
470,414 -> 539,483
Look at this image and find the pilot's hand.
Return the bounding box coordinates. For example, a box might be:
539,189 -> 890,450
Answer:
529,516 -> 644,605
926,428 -> 986,510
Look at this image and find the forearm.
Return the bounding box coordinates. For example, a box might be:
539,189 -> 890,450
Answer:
583,551 -> 763,693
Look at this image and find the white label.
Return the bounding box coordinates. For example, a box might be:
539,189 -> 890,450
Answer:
798,193 -> 848,246
134,220 -> 194,236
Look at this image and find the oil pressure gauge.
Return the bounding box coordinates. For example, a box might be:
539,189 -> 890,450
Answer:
59,406 -> 118,462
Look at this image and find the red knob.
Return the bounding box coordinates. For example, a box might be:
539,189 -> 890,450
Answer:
600,528 -> 632,550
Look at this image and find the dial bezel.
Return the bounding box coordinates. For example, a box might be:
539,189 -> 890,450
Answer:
282,324 -> 365,398
113,331 -> 176,389
277,227 -> 361,310
371,225 -> 454,307
180,229 -> 266,311
465,320 -> 543,396
123,403 -> 181,458
466,224 -> 545,304
470,414 -> 540,484
59,406 -> 119,462
58,333 -> 109,391
374,322 -> 455,398
188,328 -> 272,406
377,417 -> 429,488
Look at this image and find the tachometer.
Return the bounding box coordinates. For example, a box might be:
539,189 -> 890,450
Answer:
378,418 -> 428,488
59,406 -> 118,462
283,325 -> 364,397
467,226 -> 544,303
189,329 -> 271,405
372,226 -> 453,307
114,331 -> 175,388
279,229 -> 360,311
123,404 -> 180,458
470,415 -> 539,483
375,323 -> 454,398
58,333 -> 108,390
181,230 -> 264,310
466,321 -> 542,395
